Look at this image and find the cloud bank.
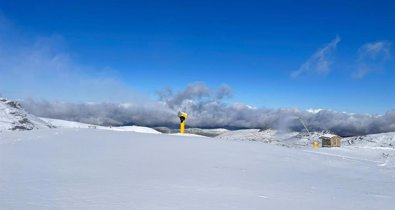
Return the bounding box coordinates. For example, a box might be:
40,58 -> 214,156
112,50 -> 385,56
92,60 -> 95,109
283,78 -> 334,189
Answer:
291,36 -> 341,78
22,83 -> 395,136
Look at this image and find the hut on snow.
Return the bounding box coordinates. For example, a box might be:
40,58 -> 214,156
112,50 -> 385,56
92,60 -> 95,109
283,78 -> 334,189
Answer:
320,134 -> 342,147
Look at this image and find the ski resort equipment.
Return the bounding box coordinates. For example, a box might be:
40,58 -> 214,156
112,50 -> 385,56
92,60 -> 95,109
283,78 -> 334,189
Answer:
178,112 -> 188,134
298,117 -> 319,149
313,141 -> 319,149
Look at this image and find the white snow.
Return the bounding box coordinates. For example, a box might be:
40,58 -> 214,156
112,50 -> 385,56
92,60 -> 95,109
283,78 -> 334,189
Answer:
1,128 -> 394,210
187,128 -> 229,137
0,98 -> 52,131
39,118 -> 95,128
169,132 -> 206,137
344,132 -> 395,149
321,133 -> 337,138
40,117 -> 161,134
217,129 -> 395,167
217,129 -> 277,142
99,125 -> 161,134
216,129 -> 301,145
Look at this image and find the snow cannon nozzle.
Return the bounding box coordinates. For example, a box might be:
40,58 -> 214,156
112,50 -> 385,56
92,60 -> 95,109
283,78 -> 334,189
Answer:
178,111 -> 188,123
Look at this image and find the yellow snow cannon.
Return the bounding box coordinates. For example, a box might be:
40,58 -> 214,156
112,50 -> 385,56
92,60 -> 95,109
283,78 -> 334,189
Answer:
178,111 -> 188,134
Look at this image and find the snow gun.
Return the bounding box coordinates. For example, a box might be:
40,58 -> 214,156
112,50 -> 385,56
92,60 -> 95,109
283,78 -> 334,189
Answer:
298,117 -> 319,149
178,111 -> 188,134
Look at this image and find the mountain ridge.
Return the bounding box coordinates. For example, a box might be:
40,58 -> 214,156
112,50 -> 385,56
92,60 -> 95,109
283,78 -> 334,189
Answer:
0,98 -> 54,131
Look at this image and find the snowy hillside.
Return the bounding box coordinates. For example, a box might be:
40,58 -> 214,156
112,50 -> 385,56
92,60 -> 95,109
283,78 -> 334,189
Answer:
40,117 -> 161,134
217,129 -> 326,147
0,98 -> 160,135
154,127 -> 229,137
1,128 -> 394,210
217,128 -> 395,168
344,132 -> 395,149
217,128 -> 395,149
0,98 -> 53,131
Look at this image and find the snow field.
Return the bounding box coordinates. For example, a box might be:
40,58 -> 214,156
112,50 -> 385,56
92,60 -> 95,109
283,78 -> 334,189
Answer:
1,128 -> 394,210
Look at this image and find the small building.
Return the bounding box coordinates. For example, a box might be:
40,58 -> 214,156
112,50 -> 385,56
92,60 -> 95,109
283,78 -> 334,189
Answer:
320,134 -> 342,147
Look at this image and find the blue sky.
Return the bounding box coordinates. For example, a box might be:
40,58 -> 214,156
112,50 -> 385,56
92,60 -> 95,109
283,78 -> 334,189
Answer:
0,0 -> 394,114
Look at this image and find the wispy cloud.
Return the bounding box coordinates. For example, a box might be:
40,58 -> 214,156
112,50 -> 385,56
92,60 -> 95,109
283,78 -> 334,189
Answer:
0,15 -> 141,102
291,36 -> 341,78
353,40 -> 392,79
216,84 -> 233,100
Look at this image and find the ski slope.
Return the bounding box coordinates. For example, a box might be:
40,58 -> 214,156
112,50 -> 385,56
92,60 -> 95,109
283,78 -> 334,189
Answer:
216,128 -> 395,169
1,128 -> 394,210
40,117 -> 161,134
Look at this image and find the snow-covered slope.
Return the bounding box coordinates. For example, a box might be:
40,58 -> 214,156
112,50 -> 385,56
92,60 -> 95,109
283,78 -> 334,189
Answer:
0,129 -> 394,210
217,129 -> 395,169
216,129 -> 315,147
217,128 -> 395,149
154,127 -> 229,137
186,128 -> 229,137
39,118 -> 95,129
217,129 -> 278,142
344,132 -> 395,149
40,117 -> 161,134
0,98 -> 53,131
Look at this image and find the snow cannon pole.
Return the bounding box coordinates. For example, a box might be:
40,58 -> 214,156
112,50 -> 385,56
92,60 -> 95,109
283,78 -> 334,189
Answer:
298,117 -> 318,149
178,112 -> 188,135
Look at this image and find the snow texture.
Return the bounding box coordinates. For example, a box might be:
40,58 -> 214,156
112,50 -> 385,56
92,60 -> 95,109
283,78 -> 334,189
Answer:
154,127 -> 229,137
40,117 -> 161,134
216,128 -> 395,168
1,128 -> 395,210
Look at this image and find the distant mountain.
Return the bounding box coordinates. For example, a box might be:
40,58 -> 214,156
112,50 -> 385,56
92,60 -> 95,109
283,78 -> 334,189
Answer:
0,98 -> 54,131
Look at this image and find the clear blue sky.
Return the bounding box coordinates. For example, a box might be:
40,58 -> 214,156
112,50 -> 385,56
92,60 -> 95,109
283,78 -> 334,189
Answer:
0,0 -> 394,114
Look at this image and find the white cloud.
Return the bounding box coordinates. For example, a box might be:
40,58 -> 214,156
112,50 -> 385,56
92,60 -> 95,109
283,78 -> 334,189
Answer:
21,83 -> 395,136
353,40 -> 392,79
0,15 -> 143,103
291,36 -> 341,78
358,41 -> 391,59
216,84 -> 233,100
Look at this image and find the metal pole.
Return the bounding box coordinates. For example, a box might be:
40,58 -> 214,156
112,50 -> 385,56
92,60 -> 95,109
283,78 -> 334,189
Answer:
298,117 -> 318,149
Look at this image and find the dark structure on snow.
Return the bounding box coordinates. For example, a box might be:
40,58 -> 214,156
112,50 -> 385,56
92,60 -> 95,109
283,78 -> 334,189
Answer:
320,134 -> 342,147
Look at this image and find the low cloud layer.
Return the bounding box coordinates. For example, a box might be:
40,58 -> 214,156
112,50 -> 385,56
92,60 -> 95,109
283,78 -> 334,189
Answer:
22,83 -> 395,136
291,36 -> 340,78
